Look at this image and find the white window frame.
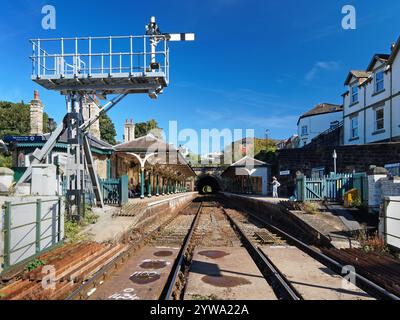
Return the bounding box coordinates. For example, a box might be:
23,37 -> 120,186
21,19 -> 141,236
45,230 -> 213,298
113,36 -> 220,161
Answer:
350,116 -> 358,139
375,70 -> 385,93
351,85 -> 358,104
375,106 -> 384,131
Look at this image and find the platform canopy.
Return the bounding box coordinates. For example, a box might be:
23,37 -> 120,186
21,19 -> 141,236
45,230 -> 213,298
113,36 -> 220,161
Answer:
114,134 -> 195,177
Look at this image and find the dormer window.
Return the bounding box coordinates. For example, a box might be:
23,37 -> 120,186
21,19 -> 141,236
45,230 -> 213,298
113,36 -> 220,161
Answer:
375,70 -> 384,93
351,85 -> 358,104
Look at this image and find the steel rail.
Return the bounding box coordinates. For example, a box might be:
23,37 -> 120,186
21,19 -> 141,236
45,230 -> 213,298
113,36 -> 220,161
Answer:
65,201 -> 196,300
241,207 -> 400,301
160,200 -> 203,300
220,206 -> 302,300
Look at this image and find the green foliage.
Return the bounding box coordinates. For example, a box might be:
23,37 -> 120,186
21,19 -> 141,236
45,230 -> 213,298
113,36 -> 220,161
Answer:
0,100 -> 50,139
135,119 -> 163,139
64,220 -> 86,243
84,209 -> 99,225
223,137 -> 278,164
187,152 -> 201,164
25,259 -> 45,272
99,113 -> 117,145
0,155 -> 11,168
302,202 -> 320,215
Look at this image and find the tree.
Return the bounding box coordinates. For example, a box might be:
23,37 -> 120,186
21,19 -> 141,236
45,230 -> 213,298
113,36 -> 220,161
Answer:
135,119 -> 163,139
0,100 -> 50,139
99,113 -> 117,145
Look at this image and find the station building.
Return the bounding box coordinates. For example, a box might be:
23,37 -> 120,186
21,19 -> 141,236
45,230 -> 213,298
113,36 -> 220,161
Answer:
221,156 -> 271,196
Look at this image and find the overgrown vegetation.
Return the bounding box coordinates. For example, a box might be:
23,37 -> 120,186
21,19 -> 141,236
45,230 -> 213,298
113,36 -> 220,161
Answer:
64,205 -> 99,242
302,202 -> 320,215
358,230 -> 388,254
25,259 -> 46,272
190,294 -> 219,300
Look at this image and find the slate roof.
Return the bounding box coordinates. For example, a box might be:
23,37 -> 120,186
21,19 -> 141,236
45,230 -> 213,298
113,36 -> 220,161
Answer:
344,70 -> 372,85
367,53 -> 391,71
297,103 -> 343,124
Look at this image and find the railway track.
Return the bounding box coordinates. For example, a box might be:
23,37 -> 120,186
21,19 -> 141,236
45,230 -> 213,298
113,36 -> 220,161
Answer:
2,195 -> 398,301
163,197 -> 296,300
221,197 -> 400,301
66,200 -> 203,300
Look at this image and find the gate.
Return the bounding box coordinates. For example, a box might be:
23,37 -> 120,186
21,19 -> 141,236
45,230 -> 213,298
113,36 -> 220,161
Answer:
100,175 -> 128,206
296,173 -> 366,202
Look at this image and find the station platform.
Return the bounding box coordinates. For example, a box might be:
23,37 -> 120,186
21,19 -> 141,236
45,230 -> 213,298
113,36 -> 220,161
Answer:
223,192 -> 364,249
82,192 -> 196,243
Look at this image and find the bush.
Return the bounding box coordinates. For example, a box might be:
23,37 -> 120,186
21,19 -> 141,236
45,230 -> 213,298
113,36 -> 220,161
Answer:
64,220 -> 86,243
302,202 -> 320,215
358,230 -> 388,254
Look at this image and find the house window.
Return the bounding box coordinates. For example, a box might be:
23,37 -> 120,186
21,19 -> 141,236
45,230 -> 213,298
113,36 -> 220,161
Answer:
301,126 -> 308,136
350,116 -> 358,139
375,71 -> 384,93
375,107 -> 384,131
351,85 -> 358,103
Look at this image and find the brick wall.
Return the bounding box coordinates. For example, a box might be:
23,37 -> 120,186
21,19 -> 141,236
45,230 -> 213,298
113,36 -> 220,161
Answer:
276,142 -> 400,196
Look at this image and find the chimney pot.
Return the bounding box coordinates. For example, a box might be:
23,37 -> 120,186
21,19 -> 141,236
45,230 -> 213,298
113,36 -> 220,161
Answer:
34,90 -> 39,100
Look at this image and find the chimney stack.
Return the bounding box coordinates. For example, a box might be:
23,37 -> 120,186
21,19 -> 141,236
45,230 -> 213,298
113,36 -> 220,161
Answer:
82,95 -> 101,139
124,119 -> 135,143
30,90 -> 44,135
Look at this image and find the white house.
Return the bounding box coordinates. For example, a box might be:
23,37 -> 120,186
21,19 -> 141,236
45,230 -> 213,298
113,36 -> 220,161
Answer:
297,103 -> 343,147
343,36 -> 400,146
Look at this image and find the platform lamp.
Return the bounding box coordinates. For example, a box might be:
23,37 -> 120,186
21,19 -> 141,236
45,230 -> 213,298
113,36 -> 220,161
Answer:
332,149 -> 337,175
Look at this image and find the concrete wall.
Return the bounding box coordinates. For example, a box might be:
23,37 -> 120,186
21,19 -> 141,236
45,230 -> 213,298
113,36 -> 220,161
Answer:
298,111 -> 343,147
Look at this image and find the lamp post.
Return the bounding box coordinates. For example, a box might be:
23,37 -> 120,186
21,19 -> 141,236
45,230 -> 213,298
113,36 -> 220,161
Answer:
332,149 -> 337,175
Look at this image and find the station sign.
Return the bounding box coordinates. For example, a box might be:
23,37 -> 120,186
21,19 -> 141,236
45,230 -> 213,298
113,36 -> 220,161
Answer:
280,170 -> 290,176
3,135 -> 46,143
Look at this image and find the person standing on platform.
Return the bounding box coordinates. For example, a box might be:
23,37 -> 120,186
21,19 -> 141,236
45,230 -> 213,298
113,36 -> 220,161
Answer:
272,176 -> 281,198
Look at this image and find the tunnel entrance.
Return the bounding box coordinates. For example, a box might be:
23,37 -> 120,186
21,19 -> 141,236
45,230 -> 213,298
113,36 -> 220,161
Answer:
196,175 -> 221,194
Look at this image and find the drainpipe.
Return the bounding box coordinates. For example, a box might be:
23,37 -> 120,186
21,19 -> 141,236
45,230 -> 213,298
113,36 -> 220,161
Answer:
390,66 -> 393,141
364,83 -> 367,144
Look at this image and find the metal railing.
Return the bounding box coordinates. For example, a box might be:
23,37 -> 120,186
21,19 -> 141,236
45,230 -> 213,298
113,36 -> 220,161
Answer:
2,197 -> 63,271
30,35 -> 169,83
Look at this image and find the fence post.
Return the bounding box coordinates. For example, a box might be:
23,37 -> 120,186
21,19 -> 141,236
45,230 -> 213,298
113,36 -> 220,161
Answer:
36,199 -> 42,253
3,202 -> 11,270
57,197 -> 62,243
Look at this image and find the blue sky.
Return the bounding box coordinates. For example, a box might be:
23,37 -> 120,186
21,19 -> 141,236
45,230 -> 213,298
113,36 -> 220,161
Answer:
0,0 -> 399,150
